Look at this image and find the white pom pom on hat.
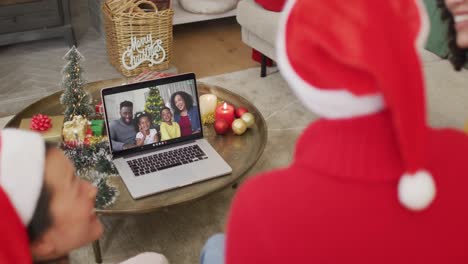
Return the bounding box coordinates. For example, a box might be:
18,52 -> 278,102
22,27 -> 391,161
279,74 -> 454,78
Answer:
277,0 -> 436,211
398,170 -> 436,211
0,129 -> 45,225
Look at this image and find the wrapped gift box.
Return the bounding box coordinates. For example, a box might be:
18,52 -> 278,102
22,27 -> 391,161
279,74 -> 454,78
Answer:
19,115 -> 64,143
62,115 -> 89,142
91,119 -> 105,136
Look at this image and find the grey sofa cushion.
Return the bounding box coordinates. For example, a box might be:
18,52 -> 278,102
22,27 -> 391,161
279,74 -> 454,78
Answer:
236,0 -> 280,47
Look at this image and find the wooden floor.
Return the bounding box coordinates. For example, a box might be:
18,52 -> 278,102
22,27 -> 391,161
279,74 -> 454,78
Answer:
172,17 -> 258,78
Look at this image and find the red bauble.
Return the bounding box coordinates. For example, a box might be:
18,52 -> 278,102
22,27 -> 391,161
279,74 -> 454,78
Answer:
214,119 -> 229,135
235,107 -> 249,118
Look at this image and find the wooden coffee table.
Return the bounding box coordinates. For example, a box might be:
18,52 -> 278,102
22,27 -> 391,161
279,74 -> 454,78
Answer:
5,78 -> 267,263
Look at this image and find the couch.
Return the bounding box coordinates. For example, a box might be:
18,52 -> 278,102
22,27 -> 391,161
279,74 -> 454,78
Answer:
237,0 -> 281,77
237,0 -> 458,77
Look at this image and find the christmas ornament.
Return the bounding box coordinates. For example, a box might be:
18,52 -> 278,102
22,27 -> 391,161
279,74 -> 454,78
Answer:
241,112 -> 255,128
232,118 -> 247,135
30,114 -> 52,132
215,102 -> 235,126
235,106 -> 249,118
214,119 -> 230,135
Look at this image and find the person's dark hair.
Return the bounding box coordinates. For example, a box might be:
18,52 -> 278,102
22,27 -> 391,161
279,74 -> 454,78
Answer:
437,0 -> 468,71
120,101 -> 133,110
134,111 -> 152,130
170,91 -> 194,115
160,106 -> 172,117
27,142 -> 55,242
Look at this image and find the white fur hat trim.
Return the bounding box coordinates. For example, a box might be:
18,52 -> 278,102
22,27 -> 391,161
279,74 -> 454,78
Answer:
0,129 -> 45,225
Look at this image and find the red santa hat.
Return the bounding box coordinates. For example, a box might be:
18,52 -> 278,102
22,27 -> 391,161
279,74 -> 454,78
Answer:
0,129 -> 46,224
277,0 -> 436,211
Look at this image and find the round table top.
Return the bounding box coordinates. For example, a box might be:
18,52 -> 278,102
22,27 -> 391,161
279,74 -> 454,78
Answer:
6,78 -> 268,215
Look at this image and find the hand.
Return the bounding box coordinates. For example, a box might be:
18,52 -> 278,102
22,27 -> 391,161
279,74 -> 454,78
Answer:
139,128 -> 147,139
123,143 -> 136,149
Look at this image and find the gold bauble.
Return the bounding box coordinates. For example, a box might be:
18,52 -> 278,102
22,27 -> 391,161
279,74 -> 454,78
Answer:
232,118 -> 247,135
241,112 -> 255,128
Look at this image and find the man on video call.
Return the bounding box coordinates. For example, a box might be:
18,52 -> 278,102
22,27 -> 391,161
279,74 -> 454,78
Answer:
109,100 -> 137,151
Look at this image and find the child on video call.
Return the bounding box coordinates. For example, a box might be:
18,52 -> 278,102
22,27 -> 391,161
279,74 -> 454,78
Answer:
135,112 -> 159,146
160,107 -> 181,141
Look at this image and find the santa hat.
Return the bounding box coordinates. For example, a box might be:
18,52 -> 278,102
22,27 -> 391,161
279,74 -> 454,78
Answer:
277,0 -> 436,211
0,129 -> 46,225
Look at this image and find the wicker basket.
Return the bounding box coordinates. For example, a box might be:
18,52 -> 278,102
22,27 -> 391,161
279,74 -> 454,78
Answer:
103,0 -> 174,77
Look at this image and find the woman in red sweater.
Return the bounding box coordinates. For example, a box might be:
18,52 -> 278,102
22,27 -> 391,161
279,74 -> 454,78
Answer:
202,0 -> 468,263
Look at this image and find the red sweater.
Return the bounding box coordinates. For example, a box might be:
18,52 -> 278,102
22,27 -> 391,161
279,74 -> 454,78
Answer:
0,188 -> 32,264
226,110 -> 468,263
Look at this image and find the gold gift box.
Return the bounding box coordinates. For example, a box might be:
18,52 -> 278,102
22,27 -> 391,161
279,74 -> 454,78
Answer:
19,115 -> 64,143
62,115 -> 89,142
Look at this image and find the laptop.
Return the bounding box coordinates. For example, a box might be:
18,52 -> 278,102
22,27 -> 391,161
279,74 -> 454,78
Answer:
101,73 -> 232,199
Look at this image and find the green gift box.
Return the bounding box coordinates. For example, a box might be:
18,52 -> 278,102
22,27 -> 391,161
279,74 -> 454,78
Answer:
91,120 -> 105,136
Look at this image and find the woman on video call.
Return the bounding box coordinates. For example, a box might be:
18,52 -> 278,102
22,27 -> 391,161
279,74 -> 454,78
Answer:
170,91 -> 201,136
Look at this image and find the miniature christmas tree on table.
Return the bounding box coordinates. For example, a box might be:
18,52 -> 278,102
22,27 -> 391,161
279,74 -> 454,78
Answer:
60,46 -> 94,121
144,87 -> 165,126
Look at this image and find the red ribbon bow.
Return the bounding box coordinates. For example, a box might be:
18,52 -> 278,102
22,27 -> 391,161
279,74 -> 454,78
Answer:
30,114 -> 52,132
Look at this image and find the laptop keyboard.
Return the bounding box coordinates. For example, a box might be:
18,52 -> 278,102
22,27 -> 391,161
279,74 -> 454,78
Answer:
127,145 -> 208,177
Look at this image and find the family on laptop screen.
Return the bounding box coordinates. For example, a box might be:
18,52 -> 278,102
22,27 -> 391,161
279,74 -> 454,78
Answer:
105,80 -> 201,151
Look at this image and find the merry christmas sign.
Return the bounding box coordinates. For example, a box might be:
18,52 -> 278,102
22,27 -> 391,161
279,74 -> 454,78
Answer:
121,33 -> 166,70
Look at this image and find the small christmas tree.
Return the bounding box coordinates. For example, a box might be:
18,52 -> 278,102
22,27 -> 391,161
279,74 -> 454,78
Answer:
144,87 -> 165,125
95,178 -> 118,209
60,46 -> 94,121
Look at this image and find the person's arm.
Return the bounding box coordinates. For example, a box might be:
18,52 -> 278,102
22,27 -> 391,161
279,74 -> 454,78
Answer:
135,132 -> 145,146
153,129 -> 159,143
175,122 -> 181,138
190,107 -> 201,132
109,121 -> 125,151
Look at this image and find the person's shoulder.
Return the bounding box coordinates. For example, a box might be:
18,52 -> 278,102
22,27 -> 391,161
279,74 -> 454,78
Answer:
189,107 -> 198,114
136,132 -> 143,138
109,119 -> 120,126
428,127 -> 468,170
429,128 -> 468,157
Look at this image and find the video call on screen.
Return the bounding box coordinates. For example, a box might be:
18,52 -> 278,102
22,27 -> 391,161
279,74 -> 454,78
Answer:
104,80 -> 201,152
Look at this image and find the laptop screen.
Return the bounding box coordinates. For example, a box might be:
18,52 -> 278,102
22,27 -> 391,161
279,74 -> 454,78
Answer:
101,73 -> 203,156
